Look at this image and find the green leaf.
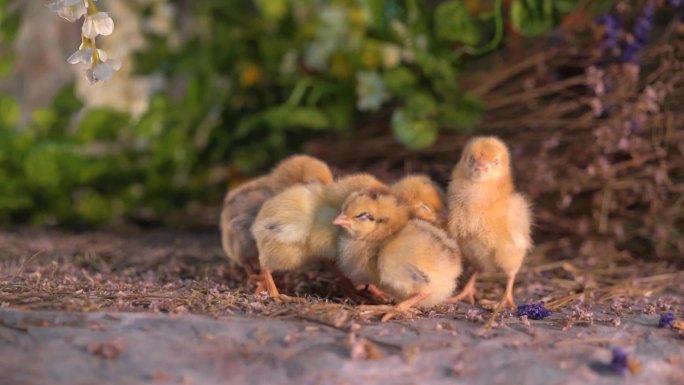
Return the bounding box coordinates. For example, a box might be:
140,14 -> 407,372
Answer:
323,102 -> 354,131
391,108 -> 437,149
254,0 -> 288,22
434,1 -> 480,46
77,109 -> 130,142
0,93 -> 19,128
383,67 -> 418,96
0,52 -> 13,77
439,93 -> 483,130
31,108 -> 58,131
405,92 -> 437,118
415,51 -> 457,86
75,190 -> 113,223
510,0 -> 555,36
24,144 -> 62,189
283,107 -> 330,130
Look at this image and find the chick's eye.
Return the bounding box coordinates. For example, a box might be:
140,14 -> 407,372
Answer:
355,212 -> 375,221
419,203 -> 433,212
493,158 -> 500,166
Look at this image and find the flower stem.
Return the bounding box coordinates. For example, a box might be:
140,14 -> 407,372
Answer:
90,38 -> 100,63
87,0 -> 99,15
461,0 -> 504,56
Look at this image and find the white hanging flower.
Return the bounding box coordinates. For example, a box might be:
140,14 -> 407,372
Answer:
67,45 -> 94,65
48,0 -> 87,23
356,71 -> 389,111
84,49 -> 122,84
82,12 -> 115,39
86,59 -> 122,84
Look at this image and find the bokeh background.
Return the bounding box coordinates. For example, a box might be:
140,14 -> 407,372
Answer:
0,0 -> 682,263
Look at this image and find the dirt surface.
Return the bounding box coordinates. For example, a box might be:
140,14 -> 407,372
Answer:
1,228 -> 683,385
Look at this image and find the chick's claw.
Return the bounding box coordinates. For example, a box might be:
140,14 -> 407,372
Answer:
381,310 -> 405,323
445,288 -> 477,305
277,294 -> 307,303
444,275 -> 478,305
357,305 -> 419,322
501,294 -> 516,310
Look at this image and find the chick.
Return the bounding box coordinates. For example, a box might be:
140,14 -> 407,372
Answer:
337,175 -> 448,294
252,173 -> 385,299
220,155 -> 333,282
334,189 -> 462,321
391,174 -> 447,225
446,136 -> 532,309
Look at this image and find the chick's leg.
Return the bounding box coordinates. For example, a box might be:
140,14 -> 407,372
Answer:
359,284 -> 393,302
381,292 -> 430,322
262,269 -> 281,297
260,268 -> 306,303
444,272 -> 478,304
500,272 -> 517,310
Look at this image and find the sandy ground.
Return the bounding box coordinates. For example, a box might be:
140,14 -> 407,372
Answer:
0,228 -> 683,385
1,307 -> 683,385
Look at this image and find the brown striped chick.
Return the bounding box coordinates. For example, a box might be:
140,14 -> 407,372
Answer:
391,174 -> 447,226
251,174 -> 386,300
446,137 -> 532,309
220,155 -> 333,282
334,189 -> 462,322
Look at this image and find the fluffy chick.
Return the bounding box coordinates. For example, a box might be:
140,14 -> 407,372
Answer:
337,175 -> 448,291
334,189 -> 462,321
446,136 -> 532,309
252,173 -> 385,299
391,174 -> 447,225
220,155 -> 333,278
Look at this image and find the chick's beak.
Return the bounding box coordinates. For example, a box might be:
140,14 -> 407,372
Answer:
333,214 -> 352,228
437,210 -> 449,224
474,160 -> 489,171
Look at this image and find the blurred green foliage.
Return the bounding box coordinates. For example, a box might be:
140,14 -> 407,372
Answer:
0,0 -> 586,226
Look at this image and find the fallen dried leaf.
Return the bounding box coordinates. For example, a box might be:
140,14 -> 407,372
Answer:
89,339 -> 124,360
348,333 -> 383,361
152,371 -> 171,382
666,355 -> 681,364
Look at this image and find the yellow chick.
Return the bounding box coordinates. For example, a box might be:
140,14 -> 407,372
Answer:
336,175 -> 448,295
391,174 -> 447,225
334,189 -> 462,321
446,137 -> 532,309
251,173 -> 386,299
220,155 -> 333,280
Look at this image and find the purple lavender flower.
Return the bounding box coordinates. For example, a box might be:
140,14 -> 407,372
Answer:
596,13 -> 621,53
609,348 -> 629,375
516,302 -> 551,320
629,120 -> 640,133
658,312 -> 675,328
616,2 -> 655,64
596,14 -> 620,29
667,0 -> 682,8
619,41 -> 643,63
633,3 -> 655,46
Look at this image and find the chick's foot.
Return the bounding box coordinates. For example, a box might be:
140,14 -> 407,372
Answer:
382,292 -> 429,322
444,273 -> 478,305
